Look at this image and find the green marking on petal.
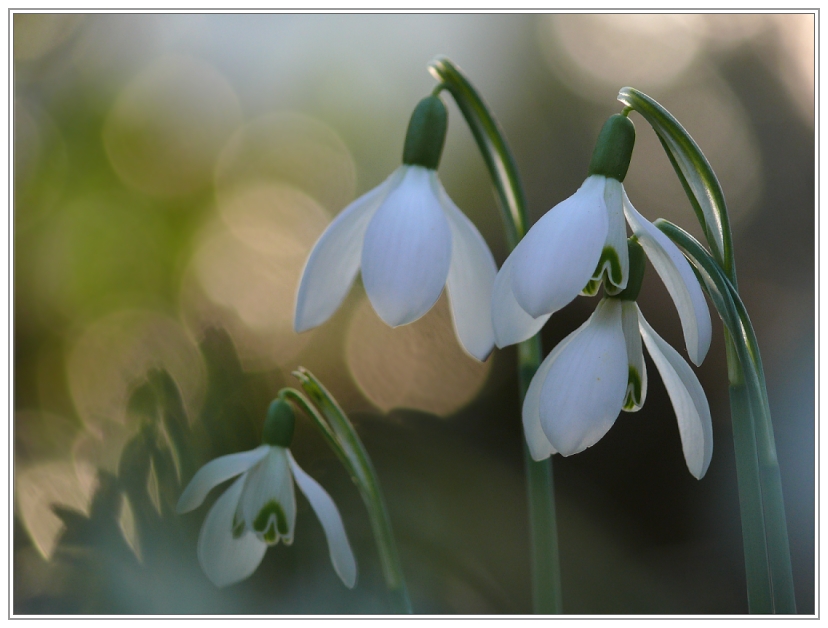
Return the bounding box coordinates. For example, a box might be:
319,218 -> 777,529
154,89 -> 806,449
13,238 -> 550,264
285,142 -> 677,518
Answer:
594,246 -> 623,286
581,277 -> 602,296
622,366 -> 643,411
262,521 -> 278,545
253,499 -> 288,537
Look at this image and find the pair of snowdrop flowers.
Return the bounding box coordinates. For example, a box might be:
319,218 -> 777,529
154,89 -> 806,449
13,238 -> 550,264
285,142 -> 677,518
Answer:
295,101 -> 712,478
177,400 -> 356,588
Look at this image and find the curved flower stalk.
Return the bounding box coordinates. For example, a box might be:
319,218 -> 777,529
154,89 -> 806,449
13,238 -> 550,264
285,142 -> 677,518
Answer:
294,95 -> 497,361
493,114 -> 711,369
177,399 -> 356,589
522,241 -> 713,479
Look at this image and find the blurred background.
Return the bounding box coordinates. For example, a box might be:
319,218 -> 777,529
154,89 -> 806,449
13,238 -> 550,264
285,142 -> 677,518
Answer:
13,13 -> 814,614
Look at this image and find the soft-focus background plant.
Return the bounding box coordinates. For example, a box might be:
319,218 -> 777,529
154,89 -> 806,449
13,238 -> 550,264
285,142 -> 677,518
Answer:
13,13 -> 814,614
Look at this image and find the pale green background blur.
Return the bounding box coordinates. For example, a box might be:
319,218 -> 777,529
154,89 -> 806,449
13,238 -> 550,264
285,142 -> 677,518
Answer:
14,13 -> 815,614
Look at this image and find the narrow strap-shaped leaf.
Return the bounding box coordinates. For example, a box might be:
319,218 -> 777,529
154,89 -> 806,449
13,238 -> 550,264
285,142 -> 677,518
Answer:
618,87 -> 736,285
290,370 -> 412,614
657,221 -> 796,613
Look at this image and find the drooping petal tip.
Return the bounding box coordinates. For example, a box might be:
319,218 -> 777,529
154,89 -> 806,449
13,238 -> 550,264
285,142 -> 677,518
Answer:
288,452 -> 357,588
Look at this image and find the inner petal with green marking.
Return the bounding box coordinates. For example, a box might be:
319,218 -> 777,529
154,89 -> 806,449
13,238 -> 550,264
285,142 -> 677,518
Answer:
253,499 -> 289,545
623,366 -> 643,411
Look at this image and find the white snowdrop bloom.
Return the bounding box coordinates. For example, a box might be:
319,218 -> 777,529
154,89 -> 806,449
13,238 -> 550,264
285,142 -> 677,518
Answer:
492,113 -> 712,368
294,96 -> 497,361
177,400 -> 356,588
522,240 -> 713,480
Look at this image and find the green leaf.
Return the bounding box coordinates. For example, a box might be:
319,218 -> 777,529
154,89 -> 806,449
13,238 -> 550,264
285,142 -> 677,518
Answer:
617,87 -> 735,283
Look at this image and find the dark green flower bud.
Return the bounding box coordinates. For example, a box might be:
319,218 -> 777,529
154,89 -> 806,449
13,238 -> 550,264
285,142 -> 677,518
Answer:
402,95 -> 448,170
614,238 -> 646,301
262,399 -> 295,447
588,114 -> 636,182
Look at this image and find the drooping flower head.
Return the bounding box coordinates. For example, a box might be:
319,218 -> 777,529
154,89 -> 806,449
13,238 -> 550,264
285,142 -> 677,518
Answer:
294,95 -> 497,361
522,239 -> 713,479
177,399 -> 357,588
493,113 -> 710,366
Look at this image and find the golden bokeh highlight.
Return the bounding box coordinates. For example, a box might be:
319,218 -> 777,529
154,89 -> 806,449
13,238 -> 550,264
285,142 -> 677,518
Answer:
346,294 -> 492,416
103,54 -> 242,198
539,14 -> 704,100
15,458 -> 97,560
182,183 -> 330,372
214,112 -> 357,213
67,309 -> 206,431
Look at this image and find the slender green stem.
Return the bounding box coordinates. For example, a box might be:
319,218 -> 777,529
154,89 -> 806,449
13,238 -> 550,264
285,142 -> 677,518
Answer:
429,56 -> 562,614
291,369 -> 413,614
657,221 -> 796,613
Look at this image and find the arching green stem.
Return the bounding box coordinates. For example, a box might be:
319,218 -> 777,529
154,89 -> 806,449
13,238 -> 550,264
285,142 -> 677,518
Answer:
429,56 -> 562,614
280,371 -> 412,614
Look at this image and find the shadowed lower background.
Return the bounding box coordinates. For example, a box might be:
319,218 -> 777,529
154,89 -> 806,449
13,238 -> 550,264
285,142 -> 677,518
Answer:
13,12 -> 814,614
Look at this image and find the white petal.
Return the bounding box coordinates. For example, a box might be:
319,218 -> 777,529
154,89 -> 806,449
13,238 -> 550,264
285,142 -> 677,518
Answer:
621,300 -> 647,412
593,179 -> 629,293
522,320 -> 591,461
539,298 -> 628,456
438,182 -> 497,361
361,166 -> 452,327
177,445 -> 270,513
294,168 -> 403,333
197,474 -> 267,587
622,189 -> 712,365
288,452 -> 357,589
510,175 -> 609,318
239,447 -> 296,545
638,310 -> 713,479
492,253 -> 551,348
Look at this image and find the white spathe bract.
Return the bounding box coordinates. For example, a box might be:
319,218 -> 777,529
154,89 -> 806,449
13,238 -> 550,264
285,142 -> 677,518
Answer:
523,299 -> 713,479
295,164 -> 497,361
492,175 -> 712,367
177,445 -> 357,588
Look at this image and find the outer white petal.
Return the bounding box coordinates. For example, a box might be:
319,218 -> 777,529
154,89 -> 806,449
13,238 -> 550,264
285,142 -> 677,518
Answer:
511,175 -> 609,318
288,452 -> 357,589
622,189 -> 712,365
197,474 -> 267,588
522,319 -> 592,461
361,166 -> 453,327
638,310 -> 713,479
592,178 -> 629,293
621,301 -> 647,412
437,181 -> 497,361
539,298 -> 628,456
239,447 -> 296,544
294,168 -> 403,333
177,445 -> 270,513
492,253 -> 551,348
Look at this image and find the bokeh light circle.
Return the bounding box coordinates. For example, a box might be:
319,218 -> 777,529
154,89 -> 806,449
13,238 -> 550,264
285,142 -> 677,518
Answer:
346,294 -> 491,416
103,54 -> 242,198
214,111 -> 356,213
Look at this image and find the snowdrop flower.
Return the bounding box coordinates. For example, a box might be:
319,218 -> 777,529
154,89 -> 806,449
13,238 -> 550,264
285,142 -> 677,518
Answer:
492,113 -> 710,366
177,399 -> 356,588
522,240 -> 713,479
294,95 -> 497,361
